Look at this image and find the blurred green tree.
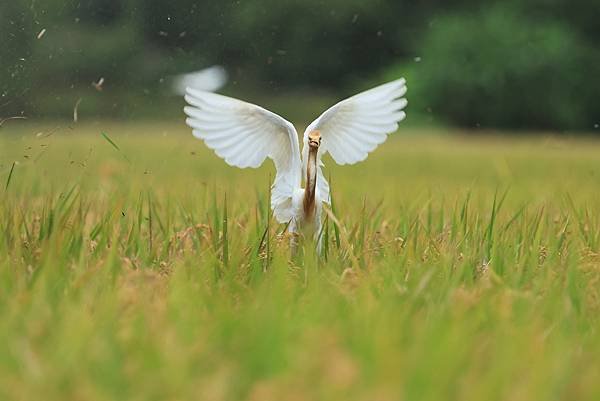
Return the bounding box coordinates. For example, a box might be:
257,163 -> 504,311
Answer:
0,1 -> 34,114
406,5 -> 600,130
1,0 -> 598,130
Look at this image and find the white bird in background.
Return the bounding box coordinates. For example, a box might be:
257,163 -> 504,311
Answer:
183,78 -> 407,246
171,65 -> 228,95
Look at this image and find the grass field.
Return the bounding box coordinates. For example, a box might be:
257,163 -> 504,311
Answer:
1,122 -> 600,401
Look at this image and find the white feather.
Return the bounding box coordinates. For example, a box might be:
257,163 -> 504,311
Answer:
172,66 -> 228,95
184,89 -> 301,223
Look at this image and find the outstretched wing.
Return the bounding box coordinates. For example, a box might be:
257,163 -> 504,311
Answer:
184,89 -> 301,223
302,78 -> 407,203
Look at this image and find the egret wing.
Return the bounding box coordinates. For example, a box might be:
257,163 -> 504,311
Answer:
302,78 -> 407,203
184,89 -> 301,223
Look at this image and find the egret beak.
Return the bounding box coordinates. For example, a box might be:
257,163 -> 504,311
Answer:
308,130 -> 321,149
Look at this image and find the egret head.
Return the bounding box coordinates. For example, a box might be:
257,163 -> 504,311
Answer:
308,130 -> 321,150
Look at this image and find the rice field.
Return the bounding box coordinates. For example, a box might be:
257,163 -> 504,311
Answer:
1,121 -> 600,401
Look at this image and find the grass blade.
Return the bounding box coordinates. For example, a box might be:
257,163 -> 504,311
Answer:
329,173 -> 340,249
4,162 -> 15,191
101,132 -> 130,163
101,132 -> 121,151
222,192 -> 228,267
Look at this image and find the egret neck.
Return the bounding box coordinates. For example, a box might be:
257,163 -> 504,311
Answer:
303,130 -> 321,221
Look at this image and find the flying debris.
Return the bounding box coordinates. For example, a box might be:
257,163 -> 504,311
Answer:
73,98 -> 83,122
92,77 -> 105,92
0,116 -> 27,128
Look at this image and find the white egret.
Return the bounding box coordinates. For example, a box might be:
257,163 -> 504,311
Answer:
183,78 -> 407,245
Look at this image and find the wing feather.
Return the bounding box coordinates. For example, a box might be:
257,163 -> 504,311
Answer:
184,89 -> 301,223
302,78 -> 408,201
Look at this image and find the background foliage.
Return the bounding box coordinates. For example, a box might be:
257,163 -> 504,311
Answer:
1,0 -> 599,130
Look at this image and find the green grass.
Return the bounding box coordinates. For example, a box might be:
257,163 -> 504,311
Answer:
1,121 -> 600,401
